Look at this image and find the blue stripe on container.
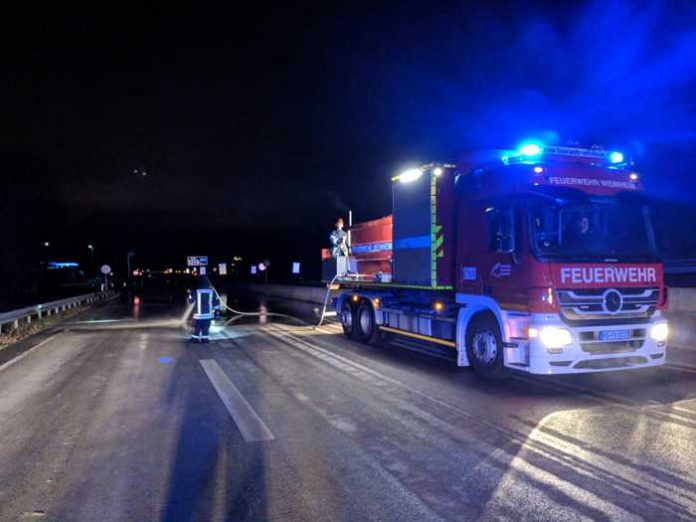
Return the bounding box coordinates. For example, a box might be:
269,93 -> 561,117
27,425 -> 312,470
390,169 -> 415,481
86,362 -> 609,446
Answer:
351,241 -> 393,254
394,235 -> 431,250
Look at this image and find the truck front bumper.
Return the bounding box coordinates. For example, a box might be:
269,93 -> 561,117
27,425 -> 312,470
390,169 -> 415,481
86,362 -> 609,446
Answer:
508,313 -> 667,375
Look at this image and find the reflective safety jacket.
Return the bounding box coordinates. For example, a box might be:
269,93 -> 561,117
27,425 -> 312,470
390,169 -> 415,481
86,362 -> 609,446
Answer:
190,288 -> 220,320
330,228 -> 349,258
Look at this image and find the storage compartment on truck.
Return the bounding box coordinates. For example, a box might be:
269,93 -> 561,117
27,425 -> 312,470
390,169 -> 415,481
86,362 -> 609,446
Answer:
350,215 -> 393,278
392,166 -> 456,288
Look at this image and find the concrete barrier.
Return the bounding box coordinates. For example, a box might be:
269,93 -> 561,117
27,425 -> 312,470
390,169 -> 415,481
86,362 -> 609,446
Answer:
663,288 -> 696,349
244,284 -> 696,312
666,287 -> 696,314
242,283 -> 335,306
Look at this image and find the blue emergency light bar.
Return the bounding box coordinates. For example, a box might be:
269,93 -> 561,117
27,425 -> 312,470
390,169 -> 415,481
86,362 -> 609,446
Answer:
608,151 -> 625,164
502,142 -> 627,166
518,143 -> 543,157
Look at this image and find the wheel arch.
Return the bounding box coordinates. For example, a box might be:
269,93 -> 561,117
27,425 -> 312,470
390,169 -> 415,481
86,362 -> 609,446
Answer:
455,295 -> 508,367
336,290 -> 386,323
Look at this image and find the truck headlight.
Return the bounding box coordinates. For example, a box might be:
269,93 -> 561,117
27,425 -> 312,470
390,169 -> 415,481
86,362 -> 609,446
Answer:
650,322 -> 669,342
530,326 -> 573,348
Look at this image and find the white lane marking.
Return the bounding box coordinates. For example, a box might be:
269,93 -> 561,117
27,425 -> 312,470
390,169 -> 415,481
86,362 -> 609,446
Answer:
0,333 -> 61,373
200,359 -> 275,442
139,333 -> 148,350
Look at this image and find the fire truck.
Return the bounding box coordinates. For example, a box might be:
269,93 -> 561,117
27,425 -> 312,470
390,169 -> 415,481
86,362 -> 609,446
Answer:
332,143 -> 669,375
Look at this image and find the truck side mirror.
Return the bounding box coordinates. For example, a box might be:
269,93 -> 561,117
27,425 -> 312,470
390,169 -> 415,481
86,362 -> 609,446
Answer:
487,204 -> 517,254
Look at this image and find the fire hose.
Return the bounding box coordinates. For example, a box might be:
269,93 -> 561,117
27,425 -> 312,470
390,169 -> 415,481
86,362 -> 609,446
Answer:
198,274 -> 341,330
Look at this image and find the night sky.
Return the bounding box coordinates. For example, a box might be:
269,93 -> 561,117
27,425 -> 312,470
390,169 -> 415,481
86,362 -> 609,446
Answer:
3,1 -> 696,280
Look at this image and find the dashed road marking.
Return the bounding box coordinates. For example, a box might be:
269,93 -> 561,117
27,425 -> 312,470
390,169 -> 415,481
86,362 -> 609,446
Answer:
200,359 -> 275,442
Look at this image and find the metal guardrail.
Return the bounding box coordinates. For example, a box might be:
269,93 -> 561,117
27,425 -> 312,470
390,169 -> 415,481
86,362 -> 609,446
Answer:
0,291 -> 114,333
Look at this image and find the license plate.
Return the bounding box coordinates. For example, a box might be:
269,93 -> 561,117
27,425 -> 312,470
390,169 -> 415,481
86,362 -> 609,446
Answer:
599,329 -> 630,341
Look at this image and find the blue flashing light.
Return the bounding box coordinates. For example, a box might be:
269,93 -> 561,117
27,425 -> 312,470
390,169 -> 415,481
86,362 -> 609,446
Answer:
519,143 -> 543,157
609,151 -> 624,164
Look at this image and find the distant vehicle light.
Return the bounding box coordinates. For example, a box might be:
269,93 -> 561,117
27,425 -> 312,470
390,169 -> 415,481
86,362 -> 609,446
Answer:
629,172 -> 639,181
609,151 -> 624,164
650,322 -> 668,342
433,167 -> 443,176
398,168 -> 423,183
519,143 -> 543,157
48,261 -> 79,269
533,166 -> 544,174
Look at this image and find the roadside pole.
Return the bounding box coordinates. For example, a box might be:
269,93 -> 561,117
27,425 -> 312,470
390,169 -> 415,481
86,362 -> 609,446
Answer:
101,264 -> 112,291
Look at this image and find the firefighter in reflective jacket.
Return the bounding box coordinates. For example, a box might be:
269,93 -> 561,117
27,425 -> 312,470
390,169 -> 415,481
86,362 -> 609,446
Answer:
188,276 -> 220,343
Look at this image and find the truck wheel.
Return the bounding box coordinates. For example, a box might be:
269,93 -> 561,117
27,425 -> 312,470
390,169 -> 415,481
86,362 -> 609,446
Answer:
340,301 -> 355,338
466,314 -> 504,377
355,300 -> 378,344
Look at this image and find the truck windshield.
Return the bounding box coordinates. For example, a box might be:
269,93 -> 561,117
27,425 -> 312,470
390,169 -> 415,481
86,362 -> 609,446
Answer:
526,195 -> 658,261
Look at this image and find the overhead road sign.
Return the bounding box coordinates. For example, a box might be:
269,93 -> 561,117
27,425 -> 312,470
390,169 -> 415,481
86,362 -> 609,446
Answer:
187,256 -> 208,267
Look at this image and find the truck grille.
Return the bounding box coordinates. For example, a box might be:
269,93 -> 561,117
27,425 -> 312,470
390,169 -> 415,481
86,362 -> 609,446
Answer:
557,287 -> 659,325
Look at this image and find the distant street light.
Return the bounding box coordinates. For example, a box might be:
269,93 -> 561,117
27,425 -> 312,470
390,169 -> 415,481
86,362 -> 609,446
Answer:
87,244 -> 96,270
43,241 -> 50,247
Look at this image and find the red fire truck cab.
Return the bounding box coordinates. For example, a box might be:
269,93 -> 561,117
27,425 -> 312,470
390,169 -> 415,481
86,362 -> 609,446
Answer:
335,144 -> 669,375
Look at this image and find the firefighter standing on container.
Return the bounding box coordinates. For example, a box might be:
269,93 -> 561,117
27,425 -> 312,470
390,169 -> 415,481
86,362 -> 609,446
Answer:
188,276 -> 220,343
330,217 -> 349,258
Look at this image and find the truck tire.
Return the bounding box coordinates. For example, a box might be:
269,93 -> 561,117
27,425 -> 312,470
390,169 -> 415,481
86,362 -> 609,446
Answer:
340,301 -> 356,338
355,300 -> 378,344
466,314 -> 505,378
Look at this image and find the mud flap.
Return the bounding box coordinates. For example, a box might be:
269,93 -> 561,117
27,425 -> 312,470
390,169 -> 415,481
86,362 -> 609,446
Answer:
457,346 -> 470,367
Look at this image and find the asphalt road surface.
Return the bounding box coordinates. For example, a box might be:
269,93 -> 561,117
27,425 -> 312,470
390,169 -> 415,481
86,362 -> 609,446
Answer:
1,297 -> 696,521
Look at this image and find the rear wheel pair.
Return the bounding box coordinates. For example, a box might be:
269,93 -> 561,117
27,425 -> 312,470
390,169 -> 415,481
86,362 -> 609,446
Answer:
341,299 -> 377,344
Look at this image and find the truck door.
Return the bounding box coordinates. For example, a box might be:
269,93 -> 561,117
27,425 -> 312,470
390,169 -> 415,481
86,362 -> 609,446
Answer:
458,196 -> 529,308
483,198 -> 530,309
